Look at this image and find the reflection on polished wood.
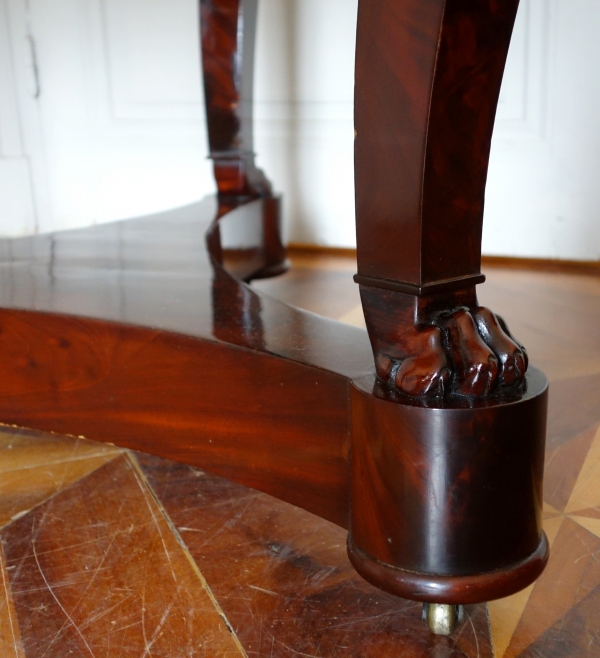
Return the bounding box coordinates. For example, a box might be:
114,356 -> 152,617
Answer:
259,252 -> 600,657
0,194 -> 551,606
0,0 -> 589,648
138,451 -> 492,657
0,0 -> 553,619
0,252 -> 597,654
0,200 -> 371,529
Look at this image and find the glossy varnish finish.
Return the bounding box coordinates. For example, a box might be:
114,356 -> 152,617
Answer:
350,0 -> 547,602
256,255 -> 600,656
0,306 -> 351,527
0,196 -> 548,603
0,195 -> 371,533
355,0 -> 519,287
0,258 -> 597,654
201,0 -> 287,278
0,0 -> 549,618
138,452 -> 493,657
353,0 -> 535,423
348,369 -> 548,602
201,0 -> 267,198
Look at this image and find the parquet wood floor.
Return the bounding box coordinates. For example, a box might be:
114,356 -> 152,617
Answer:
0,251 -> 598,656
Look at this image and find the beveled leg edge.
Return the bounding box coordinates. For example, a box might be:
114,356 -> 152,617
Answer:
346,532 -> 549,605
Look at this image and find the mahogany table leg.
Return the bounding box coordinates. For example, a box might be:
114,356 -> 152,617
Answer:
200,0 -> 286,276
354,0 -> 526,398
352,0 -> 549,626
0,0 -> 553,641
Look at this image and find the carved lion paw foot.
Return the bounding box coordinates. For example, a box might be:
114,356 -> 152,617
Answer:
439,306 -> 528,397
373,324 -> 451,397
361,286 -> 528,399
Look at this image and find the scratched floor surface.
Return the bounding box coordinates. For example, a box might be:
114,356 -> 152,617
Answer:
0,253 -> 598,656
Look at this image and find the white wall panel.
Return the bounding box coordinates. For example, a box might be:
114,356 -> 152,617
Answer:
0,0 -> 37,234
485,0 -> 600,260
102,0 -> 203,119
0,0 -> 598,260
254,0 -> 600,260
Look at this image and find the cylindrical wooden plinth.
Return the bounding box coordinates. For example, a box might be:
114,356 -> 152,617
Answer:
348,367 -> 549,604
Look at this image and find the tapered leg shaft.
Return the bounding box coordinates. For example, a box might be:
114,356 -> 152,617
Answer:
354,0 -> 520,291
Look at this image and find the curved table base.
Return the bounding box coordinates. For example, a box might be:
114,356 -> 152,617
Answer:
0,197 -> 549,616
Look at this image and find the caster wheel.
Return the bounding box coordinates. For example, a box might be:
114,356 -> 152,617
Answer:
423,603 -> 464,635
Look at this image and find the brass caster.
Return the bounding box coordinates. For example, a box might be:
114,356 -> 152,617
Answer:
422,603 -> 464,636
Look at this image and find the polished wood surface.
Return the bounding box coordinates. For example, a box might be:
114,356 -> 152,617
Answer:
201,0 -> 287,279
348,369 -> 548,603
0,194 -> 549,603
0,254 -> 598,655
351,0 -> 545,600
139,451 -> 492,657
201,0 -> 268,199
353,0 -> 534,448
0,0 -> 550,624
358,284 -> 530,397
355,0 -> 518,288
0,201 -> 368,528
260,254 -> 600,656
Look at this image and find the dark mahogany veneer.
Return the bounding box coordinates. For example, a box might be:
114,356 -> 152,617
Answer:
0,0 -> 548,608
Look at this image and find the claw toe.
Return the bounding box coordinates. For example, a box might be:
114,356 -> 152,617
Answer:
458,354 -> 499,397
474,308 -> 528,388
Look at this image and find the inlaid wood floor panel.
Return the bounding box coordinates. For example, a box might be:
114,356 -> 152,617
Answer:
137,453 -> 492,658
0,429 -> 121,528
1,452 -> 244,657
0,255 -> 597,655
0,540 -> 24,657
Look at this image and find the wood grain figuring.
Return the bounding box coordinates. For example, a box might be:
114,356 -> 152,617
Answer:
200,0 -> 271,198
348,371 -> 548,603
259,259 -> 600,652
565,426 -> 600,514
486,511 -> 565,658
358,284 -> 530,398
137,453 -> 493,657
0,309 -> 351,527
1,454 -> 245,657
503,518 -> 600,657
353,0 -> 536,421
355,0 -> 519,286
544,424 -> 599,513
0,0 -> 553,619
0,200 -> 372,381
0,198 -> 369,534
0,231 -> 597,655
0,192 -> 549,603
252,256 -> 600,653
